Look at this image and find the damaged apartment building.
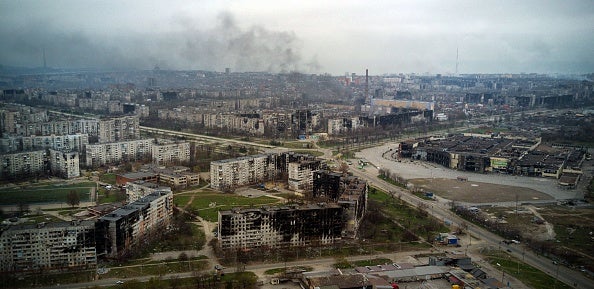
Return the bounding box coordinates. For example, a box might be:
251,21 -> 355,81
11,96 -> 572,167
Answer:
217,171 -> 367,250
95,190 -> 173,259
210,152 -> 321,192
0,220 -> 97,273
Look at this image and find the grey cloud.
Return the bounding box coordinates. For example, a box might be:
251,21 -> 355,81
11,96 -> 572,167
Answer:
0,11 -> 319,73
180,12 -> 304,72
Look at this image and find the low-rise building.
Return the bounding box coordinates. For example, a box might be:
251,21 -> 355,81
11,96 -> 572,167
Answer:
116,165 -> 200,189
116,171 -> 159,186
125,181 -> 171,203
157,168 -> 200,188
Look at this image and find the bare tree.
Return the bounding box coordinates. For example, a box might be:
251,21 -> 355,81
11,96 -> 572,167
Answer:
338,162 -> 349,174
18,202 -> 29,215
66,190 -> 80,208
178,252 -> 189,261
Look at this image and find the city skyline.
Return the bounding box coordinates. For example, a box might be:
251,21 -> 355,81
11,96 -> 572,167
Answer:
1,0 -> 593,75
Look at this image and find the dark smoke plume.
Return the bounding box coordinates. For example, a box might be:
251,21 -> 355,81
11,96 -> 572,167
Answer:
0,12 -> 321,73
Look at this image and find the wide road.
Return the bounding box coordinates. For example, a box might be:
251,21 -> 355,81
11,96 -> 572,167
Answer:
140,126 -> 276,149
35,250 -> 433,289
349,161 -> 593,289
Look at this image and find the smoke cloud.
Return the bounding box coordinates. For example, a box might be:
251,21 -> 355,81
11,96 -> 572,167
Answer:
0,12 -> 320,73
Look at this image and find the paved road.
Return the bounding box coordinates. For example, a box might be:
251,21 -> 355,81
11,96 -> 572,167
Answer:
140,126 -> 276,149
349,159 -> 594,289
35,249 -> 435,289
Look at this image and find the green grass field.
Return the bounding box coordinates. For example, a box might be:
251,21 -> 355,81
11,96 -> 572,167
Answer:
485,250 -> 573,289
281,141 -> 315,149
99,173 -> 117,184
0,182 -> 94,205
364,187 -> 448,243
175,190 -> 281,222
101,259 -> 209,280
291,149 -> 325,157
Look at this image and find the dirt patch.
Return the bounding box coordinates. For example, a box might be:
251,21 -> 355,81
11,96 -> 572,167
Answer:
481,206 -> 552,242
409,178 -> 553,203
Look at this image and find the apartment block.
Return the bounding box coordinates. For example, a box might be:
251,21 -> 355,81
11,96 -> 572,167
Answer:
337,175 -> 368,238
218,204 -> 344,250
0,150 -> 46,179
96,191 -> 173,259
0,133 -> 89,154
0,220 -> 97,273
0,109 -> 18,134
98,115 -> 140,143
203,113 -> 265,135
210,154 -> 280,191
6,117 -> 99,138
327,117 -> 363,135
217,172 -> 368,250
49,149 -> 80,179
312,170 -> 343,200
0,106 -> 48,135
151,140 -> 190,165
85,139 -> 152,167
287,160 -> 322,191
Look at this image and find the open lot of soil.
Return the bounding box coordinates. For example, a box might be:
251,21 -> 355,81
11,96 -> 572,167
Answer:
409,178 -> 554,203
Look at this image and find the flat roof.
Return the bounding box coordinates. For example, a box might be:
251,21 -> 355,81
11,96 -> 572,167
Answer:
211,153 -> 273,164
2,220 -> 95,232
120,171 -> 158,179
100,191 -> 171,221
369,265 -> 450,279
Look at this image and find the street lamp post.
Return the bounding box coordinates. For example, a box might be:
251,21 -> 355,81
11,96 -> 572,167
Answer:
517,257 -> 519,274
497,263 -> 504,285
553,263 -> 559,289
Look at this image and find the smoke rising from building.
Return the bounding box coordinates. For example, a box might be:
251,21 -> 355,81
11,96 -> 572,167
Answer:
0,12 -> 319,73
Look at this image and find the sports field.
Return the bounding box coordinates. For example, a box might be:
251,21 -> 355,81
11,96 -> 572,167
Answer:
0,182 -> 94,205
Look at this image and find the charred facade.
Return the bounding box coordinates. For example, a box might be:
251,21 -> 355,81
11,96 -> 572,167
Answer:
218,204 -> 344,250
95,190 -> 173,259
218,172 -> 367,250
0,221 -> 96,273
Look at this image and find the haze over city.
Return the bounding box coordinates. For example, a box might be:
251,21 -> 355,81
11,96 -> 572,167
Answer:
1,0 -> 593,74
1,1 -> 594,289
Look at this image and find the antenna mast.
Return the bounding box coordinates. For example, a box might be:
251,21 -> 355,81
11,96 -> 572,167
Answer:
455,47 -> 459,75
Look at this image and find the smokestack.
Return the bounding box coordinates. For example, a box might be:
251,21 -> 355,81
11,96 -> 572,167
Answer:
43,48 -> 47,69
365,69 -> 369,104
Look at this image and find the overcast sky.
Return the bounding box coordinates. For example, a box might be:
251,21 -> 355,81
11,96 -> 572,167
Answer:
1,0 -> 592,75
